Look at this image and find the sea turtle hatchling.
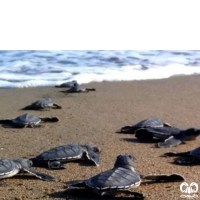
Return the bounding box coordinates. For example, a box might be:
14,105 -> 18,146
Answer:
117,118 -> 171,133
64,82 -> 96,93
0,113 -> 59,128
135,127 -> 200,148
0,158 -> 54,181
31,144 -> 101,169
66,154 -> 184,198
22,98 -> 62,110
163,146 -> 200,164
55,80 -> 78,88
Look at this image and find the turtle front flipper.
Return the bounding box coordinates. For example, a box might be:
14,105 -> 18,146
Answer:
117,190 -> 145,199
85,151 -> 100,166
158,136 -> 182,148
40,117 -> 59,123
23,168 -> 55,181
141,173 -> 185,182
163,151 -> 190,157
48,161 -> 66,169
163,122 -> 172,127
175,156 -> 197,165
116,126 -> 136,134
0,119 -> 13,124
135,129 -> 154,142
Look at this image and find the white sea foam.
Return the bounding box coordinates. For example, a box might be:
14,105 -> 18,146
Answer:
0,50 -> 200,88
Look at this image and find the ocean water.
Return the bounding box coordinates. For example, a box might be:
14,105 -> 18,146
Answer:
0,50 -> 200,88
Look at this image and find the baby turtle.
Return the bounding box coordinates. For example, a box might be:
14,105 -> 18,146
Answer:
66,154 -> 184,198
117,118 -> 171,133
22,98 -> 62,110
0,158 -> 54,181
31,144 -> 101,169
0,113 -> 59,128
163,147 -> 200,164
135,127 -> 200,148
55,80 -> 77,88
64,83 -> 96,93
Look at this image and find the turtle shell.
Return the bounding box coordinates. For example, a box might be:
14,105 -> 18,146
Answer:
134,118 -> 166,129
35,144 -> 83,161
136,127 -> 182,140
0,159 -> 19,179
31,98 -> 54,109
12,114 -> 41,126
85,167 -> 141,195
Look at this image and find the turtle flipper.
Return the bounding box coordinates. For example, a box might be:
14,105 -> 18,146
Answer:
163,122 -> 172,127
158,136 -> 182,148
23,168 -> 55,181
116,126 -> 136,134
163,151 -> 190,157
52,103 -> 62,109
40,117 -> 59,123
48,161 -> 66,169
118,190 -> 145,199
135,129 -> 154,142
85,151 -> 100,166
141,174 -> 184,182
85,88 -> 96,91
67,180 -> 86,188
175,156 -> 197,165
0,120 -> 12,124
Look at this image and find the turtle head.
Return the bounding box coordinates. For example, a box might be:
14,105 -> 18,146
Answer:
184,128 -> 200,140
13,159 -> 33,170
81,144 -> 101,153
114,154 -> 135,170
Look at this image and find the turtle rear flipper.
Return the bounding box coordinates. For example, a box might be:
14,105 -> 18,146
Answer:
23,168 -> 55,181
158,136 -> 182,148
85,151 -> 100,166
85,88 -> 96,91
52,103 -> 62,109
175,156 -> 197,165
67,180 -> 86,188
141,174 -> 184,182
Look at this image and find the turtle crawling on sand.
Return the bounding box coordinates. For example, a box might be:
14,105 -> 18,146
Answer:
0,113 -> 59,128
31,144 -> 101,169
66,154 -> 184,198
22,98 -> 62,110
64,82 -> 96,93
55,80 -> 78,88
117,118 -> 171,133
163,146 -> 200,164
135,127 -> 200,148
0,159 -> 54,181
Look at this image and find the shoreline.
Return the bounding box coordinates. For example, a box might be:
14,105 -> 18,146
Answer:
0,75 -> 199,199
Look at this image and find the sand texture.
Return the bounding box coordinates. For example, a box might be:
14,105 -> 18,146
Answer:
0,75 -> 200,199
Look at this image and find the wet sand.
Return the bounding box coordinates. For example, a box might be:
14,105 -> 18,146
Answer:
0,75 -> 200,199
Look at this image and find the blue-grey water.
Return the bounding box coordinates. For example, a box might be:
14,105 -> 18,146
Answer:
0,50 -> 200,88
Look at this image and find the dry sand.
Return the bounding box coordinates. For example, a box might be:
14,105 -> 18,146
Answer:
0,75 -> 200,200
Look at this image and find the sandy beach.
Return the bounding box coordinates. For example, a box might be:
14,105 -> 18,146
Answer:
0,75 -> 200,199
